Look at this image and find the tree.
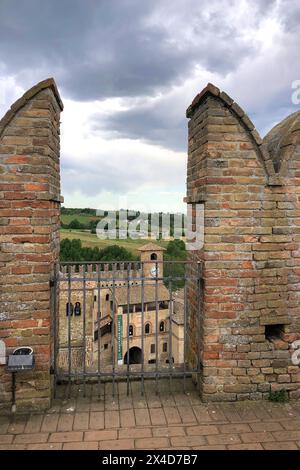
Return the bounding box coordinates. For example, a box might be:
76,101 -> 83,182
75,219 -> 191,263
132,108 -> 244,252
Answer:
164,239 -> 187,289
60,239 -> 137,263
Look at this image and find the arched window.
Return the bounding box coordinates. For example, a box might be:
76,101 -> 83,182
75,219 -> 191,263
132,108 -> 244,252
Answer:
145,323 -> 151,335
150,253 -> 157,260
129,325 -> 134,336
106,294 -> 109,301
66,302 -> 73,316
159,321 -> 165,332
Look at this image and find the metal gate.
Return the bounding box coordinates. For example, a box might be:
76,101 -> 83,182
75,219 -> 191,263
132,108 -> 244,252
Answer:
52,259 -> 203,397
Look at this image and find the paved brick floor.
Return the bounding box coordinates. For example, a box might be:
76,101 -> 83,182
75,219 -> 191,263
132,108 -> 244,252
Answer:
1,380 -> 300,450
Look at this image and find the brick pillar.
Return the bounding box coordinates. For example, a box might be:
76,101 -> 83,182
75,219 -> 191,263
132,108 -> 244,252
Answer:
186,83 -> 300,401
0,78 -> 63,412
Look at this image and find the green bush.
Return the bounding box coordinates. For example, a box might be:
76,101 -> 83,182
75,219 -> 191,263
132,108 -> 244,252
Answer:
268,389 -> 289,403
164,239 -> 186,290
60,238 -> 137,263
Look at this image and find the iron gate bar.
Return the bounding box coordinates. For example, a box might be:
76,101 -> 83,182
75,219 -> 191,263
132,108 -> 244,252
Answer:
155,260 -> 158,394
67,265 -> 71,397
183,272 -> 187,394
52,263 -> 58,399
83,268 -> 86,397
112,263 -> 116,398
126,264 -> 130,396
97,264 -> 101,397
168,273 -> 173,392
141,262 -> 145,396
57,370 -> 197,378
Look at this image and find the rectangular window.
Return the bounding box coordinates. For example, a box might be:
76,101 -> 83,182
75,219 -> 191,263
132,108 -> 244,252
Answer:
150,344 -> 155,354
163,342 -> 167,353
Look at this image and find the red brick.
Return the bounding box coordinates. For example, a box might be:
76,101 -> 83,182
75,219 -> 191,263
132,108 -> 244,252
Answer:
134,408 -> 150,426
207,434 -> 241,445
273,430 -> 300,441
41,414 -> 59,432
89,411 -> 104,430
84,430 -> 117,441
100,439 -> 135,450
63,441 -> 99,450
49,432 -> 83,443
73,412 -> 89,431
171,435 -> 207,447
14,433 -> 49,444
186,425 -> 219,436
120,409 -> 135,428
150,408 -> 167,426
228,443 -> 263,450
24,183 -> 47,191
164,407 -> 181,424
0,444 -> 27,450
218,423 -> 251,434
152,427 -> 185,437
241,432 -> 275,443
118,427 -> 152,439
250,422 -> 283,432
57,414 -> 74,432
263,442 -> 299,450
177,406 -> 197,424
104,410 -> 120,429
135,437 -> 170,449
0,435 -> 14,445
27,443 -> 62,450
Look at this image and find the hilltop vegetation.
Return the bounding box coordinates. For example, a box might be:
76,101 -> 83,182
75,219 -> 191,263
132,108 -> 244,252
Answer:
60,208 -> 187,287
60,238 -> 137,262
60,237 -> 186,264
61,206 -> 186,237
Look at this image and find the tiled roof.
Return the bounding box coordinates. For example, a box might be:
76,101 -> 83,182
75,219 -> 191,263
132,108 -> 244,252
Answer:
138,242 -> 166,252
110,283 -> 170,305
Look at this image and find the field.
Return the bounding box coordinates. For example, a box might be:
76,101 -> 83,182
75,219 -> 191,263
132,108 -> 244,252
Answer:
61,214 -> 99,225
60,228 -> 169,256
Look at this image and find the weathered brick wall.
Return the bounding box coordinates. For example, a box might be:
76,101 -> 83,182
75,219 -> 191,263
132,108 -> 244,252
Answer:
0,78 -> 63,412
186,83 -> 300,401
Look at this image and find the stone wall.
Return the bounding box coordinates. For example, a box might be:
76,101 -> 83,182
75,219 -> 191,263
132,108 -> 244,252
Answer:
0,78 -> 63,412
186,83 -> 300,401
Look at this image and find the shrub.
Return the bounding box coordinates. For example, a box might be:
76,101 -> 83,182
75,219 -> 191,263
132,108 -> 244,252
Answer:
268,389 -> 289,403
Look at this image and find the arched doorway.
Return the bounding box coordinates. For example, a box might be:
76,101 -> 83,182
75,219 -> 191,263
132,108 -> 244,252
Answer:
124,347 -> 142,364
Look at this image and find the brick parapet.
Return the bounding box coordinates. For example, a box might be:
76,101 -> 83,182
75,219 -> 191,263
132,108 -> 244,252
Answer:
186,83 -> 300,401
0,78 -> 63,412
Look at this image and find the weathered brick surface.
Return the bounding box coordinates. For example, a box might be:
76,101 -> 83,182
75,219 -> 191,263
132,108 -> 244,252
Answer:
186,83 -> 300,401
1,386 -> 300,450
0,78 -> 63,412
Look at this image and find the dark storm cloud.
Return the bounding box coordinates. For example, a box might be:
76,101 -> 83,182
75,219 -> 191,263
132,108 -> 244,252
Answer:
0,0 -> 256,102
1,0 -> 298,161
94,106 -> 187,152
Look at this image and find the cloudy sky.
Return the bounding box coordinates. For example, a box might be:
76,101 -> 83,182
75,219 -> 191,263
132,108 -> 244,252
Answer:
0,0 -> 299,213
